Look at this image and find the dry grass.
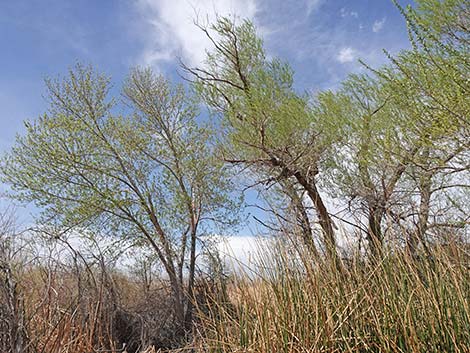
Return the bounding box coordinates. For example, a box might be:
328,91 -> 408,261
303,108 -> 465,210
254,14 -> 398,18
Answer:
3,235 -> 470,352
193,241 -> 470,352
1,263 -> 191,353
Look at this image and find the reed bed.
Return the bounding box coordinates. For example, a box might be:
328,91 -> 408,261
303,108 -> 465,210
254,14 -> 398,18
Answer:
194,241 -> 470,352
3,238 -> 469,352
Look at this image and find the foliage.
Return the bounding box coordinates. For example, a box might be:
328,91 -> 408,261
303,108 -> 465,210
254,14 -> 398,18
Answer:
0,65 -> 241,326
186,17 -> 339,260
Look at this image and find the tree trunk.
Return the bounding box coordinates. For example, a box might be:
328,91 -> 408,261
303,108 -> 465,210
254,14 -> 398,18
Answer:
293,171 -> 338,262
367,206 -> 384,258
268,156 -> 338,262
408,166 -> 432,258
0,263 -> 28,353
184,225 -> 197,330
283,183 -> 320,258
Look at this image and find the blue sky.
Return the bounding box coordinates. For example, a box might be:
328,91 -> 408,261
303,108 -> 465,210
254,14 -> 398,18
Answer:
0,0 -> 413,227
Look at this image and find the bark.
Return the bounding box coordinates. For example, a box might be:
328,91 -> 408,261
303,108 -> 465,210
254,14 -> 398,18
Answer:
288,188 -> 320,258
281,181 -> 319,257
184,212 -> 198,330
408,160 -> 432,258
292,171 -> 337,261
268,156 -> 338,261
0,262 -> 28,353
367,206 -> 384,259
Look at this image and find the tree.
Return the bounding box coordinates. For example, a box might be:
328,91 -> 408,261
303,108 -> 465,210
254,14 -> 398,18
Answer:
0,207 -> 28,353
314,0 -> 469,257
382,0 -> 469,254
314,73 -> 418,257
1,65 -> 240,329
184,18 -> 339,261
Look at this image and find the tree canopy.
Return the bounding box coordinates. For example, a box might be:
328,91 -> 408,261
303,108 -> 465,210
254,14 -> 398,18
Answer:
1,65 -> 240,326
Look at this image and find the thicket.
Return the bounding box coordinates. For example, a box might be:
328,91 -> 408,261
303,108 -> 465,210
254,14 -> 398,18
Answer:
0,0 -> 468,352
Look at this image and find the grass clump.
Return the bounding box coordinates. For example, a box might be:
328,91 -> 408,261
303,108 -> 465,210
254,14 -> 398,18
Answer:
195,241 -> 470,352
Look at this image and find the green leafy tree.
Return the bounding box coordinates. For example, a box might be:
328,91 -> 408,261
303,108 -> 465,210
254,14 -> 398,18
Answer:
315,0 -> 469,256
1,65 -> 240,328
383,0 -> 469,253
315,73 -> 421,257
184,18 -> 339,261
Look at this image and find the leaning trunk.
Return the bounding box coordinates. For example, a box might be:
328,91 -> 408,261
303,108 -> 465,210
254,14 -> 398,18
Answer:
268,156 -> 338,262
293,171 -> 338,262
283,183 -> 320,258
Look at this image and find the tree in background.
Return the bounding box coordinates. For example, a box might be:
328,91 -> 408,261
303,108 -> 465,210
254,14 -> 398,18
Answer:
0,65 -> 240,329
315,0 -> 469,256
385,0 -> 470,253
0,207 -> 29,353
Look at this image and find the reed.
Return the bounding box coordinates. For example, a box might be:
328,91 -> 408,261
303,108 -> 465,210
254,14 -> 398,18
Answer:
194,240 -> 470,352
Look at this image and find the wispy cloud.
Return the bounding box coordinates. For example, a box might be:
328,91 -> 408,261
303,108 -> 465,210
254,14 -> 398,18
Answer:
340,7 -> 359,18
135,0 -> 258,68
129,0 -> 408,91
306,0 -> 323,17
372,17 -> 386,33
336,47 -> 356,63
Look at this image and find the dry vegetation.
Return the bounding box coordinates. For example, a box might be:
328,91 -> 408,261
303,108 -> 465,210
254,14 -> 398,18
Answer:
0,0 -> 469,352
194,240 -> 470,352
1,214 -> 469,352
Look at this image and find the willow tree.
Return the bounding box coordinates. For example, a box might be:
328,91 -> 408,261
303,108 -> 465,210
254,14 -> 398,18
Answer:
314,73 -> 418,257
383,0 -> 470,253
1,65 -> 239,328
315,0 -> 469,257
184,18 -> 338,261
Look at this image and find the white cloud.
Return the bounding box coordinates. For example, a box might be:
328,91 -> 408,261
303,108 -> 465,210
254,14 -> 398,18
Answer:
216,235 -> 284,274
372,17 -> 386,33
336,47 -> 356,63
306,0 -> 323,17
340,7 -> 358,19
135,0 -> 258,68
218,235 -> 261,267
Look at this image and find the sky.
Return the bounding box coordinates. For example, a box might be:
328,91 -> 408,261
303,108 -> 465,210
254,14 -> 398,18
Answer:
0,0 -> 414,238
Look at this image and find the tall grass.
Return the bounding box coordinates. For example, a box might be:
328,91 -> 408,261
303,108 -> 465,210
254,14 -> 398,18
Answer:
194,240 -> 470,352
3,233 -> 469,352
3,264 -> 190,352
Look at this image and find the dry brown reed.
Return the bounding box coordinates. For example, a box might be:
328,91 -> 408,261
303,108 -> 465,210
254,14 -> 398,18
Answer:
193,239 -> 470,352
